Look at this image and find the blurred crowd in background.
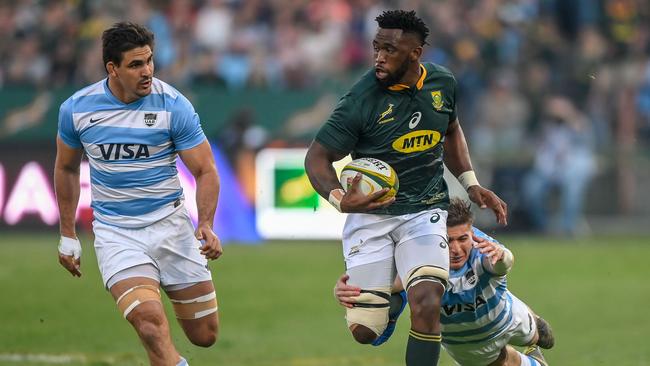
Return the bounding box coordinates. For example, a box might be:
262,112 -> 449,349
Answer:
1,0 -> 649,235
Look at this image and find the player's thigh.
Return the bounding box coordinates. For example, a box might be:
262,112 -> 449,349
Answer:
393,209 -> 450,291
152,208 -> 213,287
164,280 -> 219,333
445,339 -> 506,366
507,294 -> 537,347
109,274 -> 166,324
341,213 -> 400,270
94,221 -> 157,288
487,346 -> 521,366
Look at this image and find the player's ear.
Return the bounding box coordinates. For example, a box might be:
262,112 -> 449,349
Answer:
410,45 -> 423,62
106,61 -> 117,77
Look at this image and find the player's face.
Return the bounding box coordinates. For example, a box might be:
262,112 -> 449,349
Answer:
107,45 -> 154,103
447,223 -> 474,270
372,28 -> 419,87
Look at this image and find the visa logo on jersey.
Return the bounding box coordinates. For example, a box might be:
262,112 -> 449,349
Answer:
442,295 -> 487,316
392,130 -> 441,153
98,144 -> 150,160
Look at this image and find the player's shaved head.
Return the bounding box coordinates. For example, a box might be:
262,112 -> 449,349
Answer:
375,10 -> 429,46
102,22 -> 154,69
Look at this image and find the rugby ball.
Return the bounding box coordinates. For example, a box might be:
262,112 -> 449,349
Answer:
339,157 -> 399,200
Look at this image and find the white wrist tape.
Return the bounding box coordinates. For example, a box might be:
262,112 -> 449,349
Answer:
458,171 -> 480,191
492,248 -> 514,275
328,188 -> 345,212
59,236 -> 82,259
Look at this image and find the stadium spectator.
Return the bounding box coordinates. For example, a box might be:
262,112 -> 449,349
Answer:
523,95 -> 597,236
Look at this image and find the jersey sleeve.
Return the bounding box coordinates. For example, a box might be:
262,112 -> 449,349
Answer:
314,92 -> 363,154
57,98 -> 82,148
472,227 -> 501,245
170,94 -> 206,150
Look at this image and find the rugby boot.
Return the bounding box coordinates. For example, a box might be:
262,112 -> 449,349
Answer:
535,315 -> 555,349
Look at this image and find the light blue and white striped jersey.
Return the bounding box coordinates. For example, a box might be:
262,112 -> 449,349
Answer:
441,228 -> 513,345
58,78 -> 206,228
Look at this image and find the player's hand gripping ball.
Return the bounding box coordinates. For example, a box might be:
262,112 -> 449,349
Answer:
339,157 -> 399,200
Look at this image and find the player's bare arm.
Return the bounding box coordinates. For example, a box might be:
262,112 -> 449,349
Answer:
179,140 -> 222,260
444,119 -> 508,225
304,141 -> 393,213
54,136 -> 84,277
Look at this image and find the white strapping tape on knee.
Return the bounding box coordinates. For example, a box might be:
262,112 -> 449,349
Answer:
406,265 -> 449,291
170,291 -> 218,319
116,285 -> 161,318
345,288 -> 390,336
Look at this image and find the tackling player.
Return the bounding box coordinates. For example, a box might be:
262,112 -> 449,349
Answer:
54,22 -> 221,366
335,198 -> 555,366
305,9 -> 507,366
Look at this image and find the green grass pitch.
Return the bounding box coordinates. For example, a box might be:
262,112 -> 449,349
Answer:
0,233 -> 649,365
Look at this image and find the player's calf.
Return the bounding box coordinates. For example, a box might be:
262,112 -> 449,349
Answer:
404,265 -> 446,366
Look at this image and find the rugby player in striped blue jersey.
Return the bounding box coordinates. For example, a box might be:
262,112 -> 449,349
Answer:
335,198 -> 554,366
55,22 -> 221,366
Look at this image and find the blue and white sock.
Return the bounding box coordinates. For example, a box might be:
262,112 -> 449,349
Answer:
518,351 -> 542,366
177,356 -> 189,366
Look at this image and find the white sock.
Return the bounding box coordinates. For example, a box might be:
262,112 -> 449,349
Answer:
177,357 -> 189,366
518,351 -> 541,366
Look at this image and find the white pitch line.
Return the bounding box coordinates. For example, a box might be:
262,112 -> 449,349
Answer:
0,353 -> 87,364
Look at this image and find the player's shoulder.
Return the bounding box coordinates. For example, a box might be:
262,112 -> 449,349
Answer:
151,78 -> 195,112
472,226 -> 502,245
151,77 -> 181,100
422,62 -> 455,78
422,62 -> 457,86
62,79 -> 107,113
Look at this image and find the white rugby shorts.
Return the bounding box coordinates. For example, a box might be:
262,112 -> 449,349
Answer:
93,206 -> 212,288
342,208 -> 449,288
443,294 -> 537,365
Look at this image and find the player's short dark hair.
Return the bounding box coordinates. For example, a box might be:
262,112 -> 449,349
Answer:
102,22 -> 154,69
447,198 -> 473,227
375,10 -> 429,45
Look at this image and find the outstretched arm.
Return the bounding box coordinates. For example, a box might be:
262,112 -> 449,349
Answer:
54,136 -> 84,277
179,140 -> 222,260
473,235 -> 514,276
444,119 -> 508,225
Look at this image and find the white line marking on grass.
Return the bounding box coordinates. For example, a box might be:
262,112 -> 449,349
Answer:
0,353 -> 87,364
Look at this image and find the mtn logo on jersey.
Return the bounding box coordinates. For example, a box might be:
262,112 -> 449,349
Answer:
431,90 -> 444,111
144,113 -> 157,126
99,144 -> 150,160
377,103 -> 395,124
392,130 -> 441,153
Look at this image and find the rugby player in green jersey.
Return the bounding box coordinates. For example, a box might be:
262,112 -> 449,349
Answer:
304,10 -> 507,366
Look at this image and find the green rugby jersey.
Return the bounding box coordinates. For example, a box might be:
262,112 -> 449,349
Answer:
316,63 -> 457,215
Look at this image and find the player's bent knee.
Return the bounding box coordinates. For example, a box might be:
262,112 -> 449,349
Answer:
349,324 -> 378,344
345,288 -> 391,343
169,291 -> 218,320
184,317 -> 219,347
116,284 -> 162,319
